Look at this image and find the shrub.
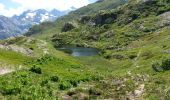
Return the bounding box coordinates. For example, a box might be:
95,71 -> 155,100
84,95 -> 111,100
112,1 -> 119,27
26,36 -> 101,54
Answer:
152,62 -> 163,72
69,79 -> 79,87
128,54 -> 137,59
29,66 -> 42,74
161,58 -> 170,70
1,86 -> 21,95
41,79 -> 48,86
91,75 -> 103,81
50,76 -> 59,82
59,81 -> 72,90
152,58 -> 170,72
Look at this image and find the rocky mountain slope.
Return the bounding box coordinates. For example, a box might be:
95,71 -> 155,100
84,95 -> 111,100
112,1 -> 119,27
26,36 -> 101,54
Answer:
0,9 -> 71,39
0,16 -> 22,39
25,0 -> 127,37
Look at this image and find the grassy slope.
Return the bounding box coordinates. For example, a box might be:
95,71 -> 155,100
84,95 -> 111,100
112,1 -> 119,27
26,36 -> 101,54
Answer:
26,0 -> 126,40
0,28 -> 170,99
0,0 -> 170,99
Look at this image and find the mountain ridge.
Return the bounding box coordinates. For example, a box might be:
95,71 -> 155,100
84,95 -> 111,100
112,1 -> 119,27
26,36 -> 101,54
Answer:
0,9 -> 72,39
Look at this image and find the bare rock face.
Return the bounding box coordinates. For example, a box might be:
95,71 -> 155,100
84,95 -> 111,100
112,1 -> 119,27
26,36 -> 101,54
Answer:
92,12 -> 117,26
0,44 -> 33,56
159,11 -> 170,27
0,16 -> 22,39
127,84 -> 145,100
61,22 -> 75,32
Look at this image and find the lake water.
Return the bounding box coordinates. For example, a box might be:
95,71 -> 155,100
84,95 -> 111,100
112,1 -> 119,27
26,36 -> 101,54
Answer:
58,47 -> 99,57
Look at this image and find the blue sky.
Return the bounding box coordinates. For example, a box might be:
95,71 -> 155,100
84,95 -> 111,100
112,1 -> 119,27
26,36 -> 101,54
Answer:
0,0 -> 97,17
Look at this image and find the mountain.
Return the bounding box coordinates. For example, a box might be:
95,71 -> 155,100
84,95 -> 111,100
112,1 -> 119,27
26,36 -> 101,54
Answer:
0,9 -> 70,39
0,16 -> 22,39
12,9 -> 67,26
25,0 -> 127,37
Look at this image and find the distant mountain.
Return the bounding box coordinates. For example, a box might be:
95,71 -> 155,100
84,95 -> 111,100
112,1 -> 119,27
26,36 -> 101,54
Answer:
12,9 -> 69,33
12,9 -> 67,25
0,16 -> 22,39
0,9 -> 72,39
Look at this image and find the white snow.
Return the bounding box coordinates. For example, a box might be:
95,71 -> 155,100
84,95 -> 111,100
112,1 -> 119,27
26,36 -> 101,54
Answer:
26,12 -> 36,18
40,14 -> 50,22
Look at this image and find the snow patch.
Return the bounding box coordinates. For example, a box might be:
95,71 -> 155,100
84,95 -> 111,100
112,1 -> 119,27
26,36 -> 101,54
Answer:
40,14 -> 49,22
26,12 -> 36,19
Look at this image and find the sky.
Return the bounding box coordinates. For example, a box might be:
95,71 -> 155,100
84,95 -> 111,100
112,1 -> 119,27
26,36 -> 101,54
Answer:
0,0 -> 97,17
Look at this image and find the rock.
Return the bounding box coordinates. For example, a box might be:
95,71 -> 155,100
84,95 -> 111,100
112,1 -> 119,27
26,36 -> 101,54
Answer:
61,22 -> 75,32
92,11 -> 117,25
62,95 -> 72,100
134,84 -> 145,96
159,11 -> 170,27
113,80 -> 124,86
0,44 -> 33,56
79,15 -> 91,24
127,84 -> 145,100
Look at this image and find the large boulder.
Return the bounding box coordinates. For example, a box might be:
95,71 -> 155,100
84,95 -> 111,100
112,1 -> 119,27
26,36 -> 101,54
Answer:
159,11 -> 170,27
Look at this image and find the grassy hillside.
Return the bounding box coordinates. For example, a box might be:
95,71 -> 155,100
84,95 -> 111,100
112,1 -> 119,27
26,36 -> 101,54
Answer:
0,0 -> 170,99
25,0 -> 127,40
51,0 -> 170,49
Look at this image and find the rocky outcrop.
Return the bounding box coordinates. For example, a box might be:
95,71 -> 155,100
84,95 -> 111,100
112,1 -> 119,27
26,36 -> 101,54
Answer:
89,11 -> 117,26
61,22 -> 76,32
0,44 -> 33,56
159,11 -> 170,27
0,16 -> 22,39
79,15 -> 91,24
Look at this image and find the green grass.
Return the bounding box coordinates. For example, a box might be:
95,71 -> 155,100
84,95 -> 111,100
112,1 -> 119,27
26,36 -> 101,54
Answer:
0,49 -> 32,65
0,27 -> 170,99
0,0 -> 170,99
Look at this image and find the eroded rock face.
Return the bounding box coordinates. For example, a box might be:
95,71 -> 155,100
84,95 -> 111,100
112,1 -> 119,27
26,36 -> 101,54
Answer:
0,44 -> 33,56
160,11 -> 170,27
92,12 -> 117,25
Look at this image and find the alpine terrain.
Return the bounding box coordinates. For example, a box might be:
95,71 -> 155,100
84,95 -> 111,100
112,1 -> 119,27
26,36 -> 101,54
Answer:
0,0 -> 170,99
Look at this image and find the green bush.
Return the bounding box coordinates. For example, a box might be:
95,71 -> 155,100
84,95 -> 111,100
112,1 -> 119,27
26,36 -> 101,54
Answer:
128,54 -> 137,59
41,79 -> 48,86
29,66 -> 42,74
152,62 -> 163,72
68,79 -> 78,87
161,58 -> 170,70
152,58 -> 170,72
1,86 -> 21,95
59,81 -> 72,90
50,76 -> 59,82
